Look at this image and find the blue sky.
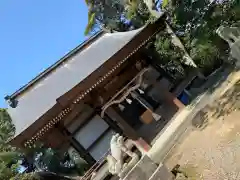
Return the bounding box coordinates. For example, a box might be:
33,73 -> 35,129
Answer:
0,0 -> 89,107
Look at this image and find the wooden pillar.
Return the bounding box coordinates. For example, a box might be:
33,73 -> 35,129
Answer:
105,107 -> 139,140
103,114 -> 123,135
63,129 -> 96,166
70,138 -> 96,166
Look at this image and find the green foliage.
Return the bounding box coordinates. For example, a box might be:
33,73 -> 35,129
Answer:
190,42 -> 220,68
0,110 -> 85,180
0,144 -> 87,179
85,0 -> 130,34
84,0 -> 240,77
0,151 -> 20,180
29,144 -> 88,177
154,33 -> 183,62
0,151 -> 20,164
153,32 -> 186,80
10,173 -> 40,180
0,109 -> 19,180
85,12 -> 96,35
84,0 -> 168,34
0,166 -> 17,180
164,0 -> 240,74
0,109 -> 15,152
125,0 -> 151,28
162,0 -> 169,8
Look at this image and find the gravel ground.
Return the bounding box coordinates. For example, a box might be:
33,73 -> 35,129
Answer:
165,81 -> 240,180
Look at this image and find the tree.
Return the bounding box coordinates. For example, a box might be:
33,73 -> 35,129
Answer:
85,0 -> 132,35
0,147 -> 87,180
29,144 -> 88,177
159,0 -> 239,74
184,0 -> 239,73
153,32 -> 186,80
0,109 -> 15,152
84,0 -> 160,35
84,0 -> 203,74
0,109 -> 18,179
0,109 -> 86,180
84,0 -> 239,77
124,0 -> 151,28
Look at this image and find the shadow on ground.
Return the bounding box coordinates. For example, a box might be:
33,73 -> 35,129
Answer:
192,79 -> 240,130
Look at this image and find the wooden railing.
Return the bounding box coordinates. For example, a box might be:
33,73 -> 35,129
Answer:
81,149 -> 110,180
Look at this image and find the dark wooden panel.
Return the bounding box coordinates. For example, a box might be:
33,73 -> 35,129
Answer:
96,63 -> 140,106
44,128 -> 67,148
63,102 -> 85,127
105,107 -> 139,140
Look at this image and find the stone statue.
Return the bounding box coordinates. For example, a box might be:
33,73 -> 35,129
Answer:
217,25 -> 240,66
107,134 -> 139,179
217,26 -> 240,46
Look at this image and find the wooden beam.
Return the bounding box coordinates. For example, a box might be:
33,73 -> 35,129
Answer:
63,129 -> 96,166
63,102 -> 85,127
96,64 -> 140,106
10,103 -> 64,148
103,114 -> 123,135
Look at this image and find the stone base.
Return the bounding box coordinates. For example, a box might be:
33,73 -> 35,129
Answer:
121,155 -> 173,180
149,163 -> 174,180
122,155 -> 157,180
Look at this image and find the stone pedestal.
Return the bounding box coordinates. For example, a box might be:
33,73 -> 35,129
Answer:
121,155 -> 174,180
149,163 -> 174,180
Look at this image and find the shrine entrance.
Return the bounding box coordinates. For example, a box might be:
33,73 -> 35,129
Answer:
102,66 -> 184,145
